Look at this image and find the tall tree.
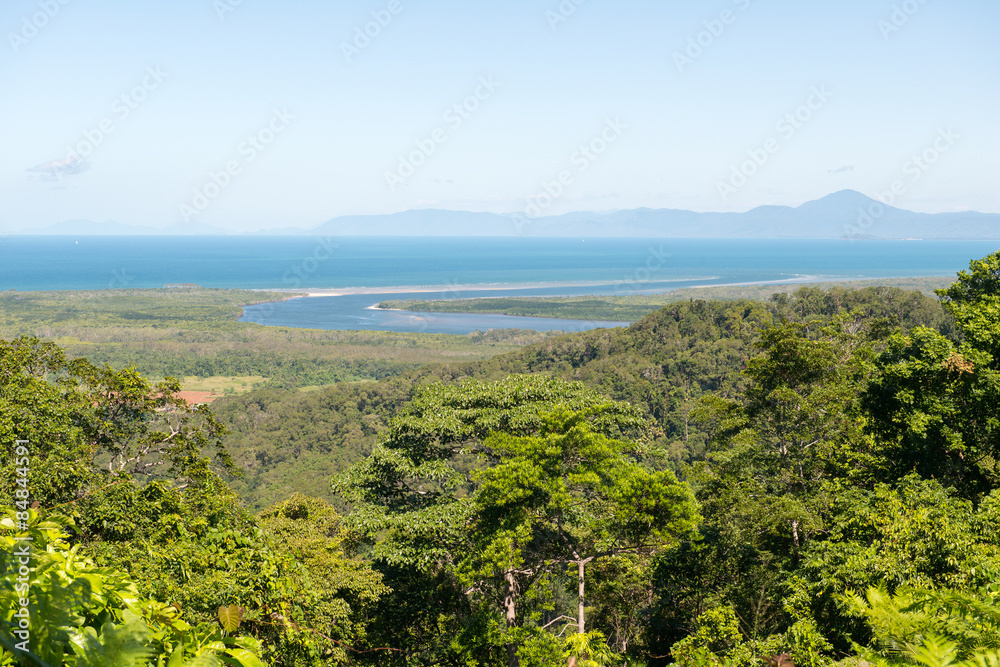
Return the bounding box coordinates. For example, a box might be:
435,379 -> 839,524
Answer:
863,251 -> 1000,497
334,375 -> 666,666
936,249 -> 1000,362
467,407 -> 698,665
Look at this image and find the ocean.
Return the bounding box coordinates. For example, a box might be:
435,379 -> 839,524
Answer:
4,236 -> 997,334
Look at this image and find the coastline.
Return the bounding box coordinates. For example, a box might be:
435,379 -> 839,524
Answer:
238,274 -> 955,330
262,274 -> 835,300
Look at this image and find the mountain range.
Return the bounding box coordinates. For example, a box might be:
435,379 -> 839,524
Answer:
8,191 -> 1000,239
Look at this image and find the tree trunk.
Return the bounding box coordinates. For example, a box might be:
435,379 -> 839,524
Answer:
568,558 -> 589,667
505,570 -> 520,667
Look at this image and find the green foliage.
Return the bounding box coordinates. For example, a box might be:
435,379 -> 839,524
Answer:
845,584 -> 1000,667
212,380 -> 415,510
0,335 -> 232,504
377,296 -> 658,322
669,606 -> 786,667
0,288 -> 555,391
803,477 -> 1000,598
564,631 -> 620,666
335,375 -> 647,567
257,494 -> 389,663
0,510 -> 264,667
0,336 -> 393,667
864,327 -> 1000,498
936,249 -> 1000,361
335,375 -> 679,663
2,269 -> 989,667
201,283 -> 954,515
377,278 -> 956,325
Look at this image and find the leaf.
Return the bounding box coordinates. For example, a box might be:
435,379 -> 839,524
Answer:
223,647 -> 265,667
217,605 -> 244,633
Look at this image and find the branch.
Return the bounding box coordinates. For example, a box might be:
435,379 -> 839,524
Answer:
541,614 -> 577,631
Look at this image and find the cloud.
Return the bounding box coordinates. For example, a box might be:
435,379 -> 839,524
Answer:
828,165 -> 854,174
27,155 -> 91,182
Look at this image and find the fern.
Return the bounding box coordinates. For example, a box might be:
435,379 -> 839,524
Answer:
846,585 -> 1000,667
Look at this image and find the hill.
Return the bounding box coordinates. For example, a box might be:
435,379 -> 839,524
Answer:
13,190 -> 1000,239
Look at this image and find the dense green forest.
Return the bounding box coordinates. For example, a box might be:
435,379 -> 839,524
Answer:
216,282 -> 954,509
3,253 -> 1000,667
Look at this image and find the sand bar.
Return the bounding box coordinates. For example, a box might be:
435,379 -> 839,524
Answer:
256,275 -> 840,299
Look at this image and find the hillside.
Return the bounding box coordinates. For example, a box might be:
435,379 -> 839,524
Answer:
212,284 -> 954,508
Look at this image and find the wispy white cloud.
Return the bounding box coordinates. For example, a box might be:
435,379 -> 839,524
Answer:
28,155 -> 91,182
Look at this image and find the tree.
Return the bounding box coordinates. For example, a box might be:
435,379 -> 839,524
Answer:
257,494 -> 389,663
467,408 -> 699,665
858,251 -> 1000,498
695,318 -> 877,560
936,249 -> 1000,363
845,583 -> 1000,667
0,335 -> 231,512
0,337 -> 387,666
863,328 -> 1000,497
334,375 -> 665,666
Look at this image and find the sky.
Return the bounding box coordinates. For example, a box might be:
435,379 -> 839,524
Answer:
1,0 -> 997,233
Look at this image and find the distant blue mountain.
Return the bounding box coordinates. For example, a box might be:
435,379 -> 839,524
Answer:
301,190 -> 1000,239
12,191 -> 1000,239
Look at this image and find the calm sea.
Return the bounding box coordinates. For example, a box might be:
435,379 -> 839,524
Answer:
4,236 -> 996,334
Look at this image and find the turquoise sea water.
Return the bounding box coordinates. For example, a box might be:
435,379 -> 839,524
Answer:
4,236 -> 997,333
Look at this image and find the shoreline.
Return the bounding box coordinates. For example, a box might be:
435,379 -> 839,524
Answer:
238,274 -> 954,327
262,274 -> 846,299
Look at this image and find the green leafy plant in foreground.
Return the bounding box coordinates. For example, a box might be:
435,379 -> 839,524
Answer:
0,509 -> 264,667
845,584 -> 1000,667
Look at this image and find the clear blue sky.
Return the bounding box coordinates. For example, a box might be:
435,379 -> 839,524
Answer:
1,0 -> 997,232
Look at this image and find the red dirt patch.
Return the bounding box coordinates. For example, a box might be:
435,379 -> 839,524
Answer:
175,391 -> 219,405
